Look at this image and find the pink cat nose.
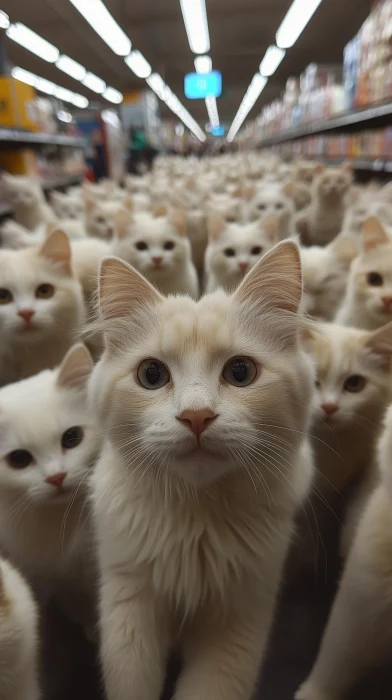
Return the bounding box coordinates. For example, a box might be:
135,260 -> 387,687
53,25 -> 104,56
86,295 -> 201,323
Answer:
152,256 -> 163,266
382,296 -> 392,311
18,308 -> 35,324
45,472 -> 66,488
177,408 -> 217,438
239,262 -> 249,272
322,403 -> 339,417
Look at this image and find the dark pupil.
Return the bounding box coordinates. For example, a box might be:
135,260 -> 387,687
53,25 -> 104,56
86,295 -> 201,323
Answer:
8,449 -> 32,469
368,272 -> 383,286
232,360 -> 248,383
224,248 -> 235,257
145,363 -> 161,385
62,426 -> 83,449
258,204 -> 266,210
164,241 -> 174,250
40,285 -> 49,293
136,241 -> 148,250
251,246 -> 262,255
347,375 -> 361,388
0,289 -> 9,298
275,203 -> 283,209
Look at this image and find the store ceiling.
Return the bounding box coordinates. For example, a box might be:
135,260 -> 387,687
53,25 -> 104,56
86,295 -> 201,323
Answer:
1,0 -> 373,129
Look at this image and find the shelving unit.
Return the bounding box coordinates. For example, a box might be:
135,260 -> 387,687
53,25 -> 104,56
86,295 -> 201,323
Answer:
0,129 -> 85,148
0,174 -> 84,218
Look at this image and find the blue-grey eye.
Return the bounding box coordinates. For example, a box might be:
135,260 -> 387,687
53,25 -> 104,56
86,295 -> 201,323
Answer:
137,360 -> 170,390
223,357 -> 257,387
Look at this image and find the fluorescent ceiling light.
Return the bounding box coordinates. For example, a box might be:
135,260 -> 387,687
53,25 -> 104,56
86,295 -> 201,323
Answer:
12,65 -> 88,107
103,86 -> 123,104
276,0 -> 323,49
146,73 -> 205,142
56,54 -> 86,81
82,72 -> 106,94
68,0 -> 131,56
206,95 -> 219,128
57,110 -> 73,123
36,77 -> 56,95
259,45 -> 286,77
11,66 -> 36,87
195,55 -> 212,74
180,0 -> 210,54
55,86 -> 76,102
72,94 -> 89,108
0,11 -> 10,29
227,74 -> 267,142
7,22 -> 59,63
125,50 -> 152,79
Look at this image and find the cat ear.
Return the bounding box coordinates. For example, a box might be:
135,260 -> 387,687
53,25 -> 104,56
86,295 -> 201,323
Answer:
45,221 -> 59,239
99,256 -> 163,322
234,240 -> 302,314
169,209 -> 187,236
122,195 -> 133,213
314,164 -> 325,176
362,217 -> 389,252
207,215 -> 226,241
49,191 -> 61,205
57,343 -> 94,389
261,213 -> 279,243
363,321 -> 392,368
114,209 -> 132,239
330,235 -> 358,266
38,230 -> 72,274
153,204 -> 168,218
84,194 -> 96,213
282,181 -> 294,199
242,183 -> 256,201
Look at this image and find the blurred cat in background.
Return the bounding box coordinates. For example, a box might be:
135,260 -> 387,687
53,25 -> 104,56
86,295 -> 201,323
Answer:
84,196 -> 132,240
297,165 -> 352,246
3,174 -> 55,231
50,190 -> 84,220
246,181 -> 295,239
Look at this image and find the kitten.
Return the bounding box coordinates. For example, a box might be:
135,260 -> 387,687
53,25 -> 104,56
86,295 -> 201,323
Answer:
50,190 -> 84,220
0,230 -> 85,386
3,174 -> 55,231
0,344 -> 100,637
296,403 -> 392,700
85,196 -> 131,240
291,182 -> 312,212
0,219 -> 43,250
245,182 -> 295,239
0,557 -> 40,700
113,208 -> 199,298
343,189 -> 392,235
90,241 -> 315,700
205,214 -> 280,292
295,161 -> 323,185
206,192 -> 245,225
336,217 -> 392,330
296,165 -> 352,246
301,235 -> 358,320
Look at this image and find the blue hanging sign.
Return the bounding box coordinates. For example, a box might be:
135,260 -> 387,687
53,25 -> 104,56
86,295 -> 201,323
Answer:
184,71 -> 222,99
211,126 -> 225,136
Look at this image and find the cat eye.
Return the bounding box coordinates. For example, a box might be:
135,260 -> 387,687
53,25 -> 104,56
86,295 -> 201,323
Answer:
137,359 -> 170,390
224,248 -> 235,257
251,246 -> 262,255
97,216 -> 106,224
275,203 -> 284,210
36,283 -> 55,299
0,288 -> 13,304
61,426 -> 84,449
343,375 -> 367,393
367,272 -> 383,286
257,204 -> 266,211
222,357 -> 257,387
135,241 -> 148,251
226,216 -> 236,223
315,378 -> 321,389
6,449 -> 33,469
164,241 -> 175,250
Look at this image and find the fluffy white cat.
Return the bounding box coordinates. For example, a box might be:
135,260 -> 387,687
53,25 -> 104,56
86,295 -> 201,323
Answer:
50,190 -> 84,220
245,182 -> 295,239
90,241 -> 315,700
3,174 -> 54,231
0,344 -> 100,637
0,230 -> 85,386
85,195 -> 131,240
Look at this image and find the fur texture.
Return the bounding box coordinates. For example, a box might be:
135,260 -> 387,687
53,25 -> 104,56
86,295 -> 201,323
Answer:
297,166 -> 352,246
3,174 -> 54,231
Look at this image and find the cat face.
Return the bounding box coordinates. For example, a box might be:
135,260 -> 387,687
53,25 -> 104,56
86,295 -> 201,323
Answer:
0,231 -> 84,345
113,209 -> 192,277
206,194 -> 244,224
246,183 -> 294,236
307,322 -> 392,430
314,166 -> 352,201
0,345 -> 100,503
3,175 -> 40,208
85,198 -> 127,240
50,191 -> 83,220
90,241 -> 314,487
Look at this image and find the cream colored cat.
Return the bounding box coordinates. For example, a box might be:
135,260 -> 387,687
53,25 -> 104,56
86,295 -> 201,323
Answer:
0,557 -> 40,700
90,241 -> 315,700
336,217 -> 392,329
0,230 -> 85,386
113,208 -> 199,298
3,174 -> 54,230
296,403 -> 392,700
205,214 -> 280,292
0,344 -> 100,638
50,190 -> 84,220
245,182 -> 295,239
85,196 -> 132,240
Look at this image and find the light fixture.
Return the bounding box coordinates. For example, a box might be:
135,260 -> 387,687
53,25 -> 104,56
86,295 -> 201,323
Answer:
206,95 -> 219,128
259,45 -> 286,77
7,23 -> 59,63
276,0 -> 323,49
180,0 -> 210,54
194,55 -> 212,74
57,110 -> 73,123
146,73 -> 205,141
12,66 -> 89,108
56,54 -> 86,81
103,86 -> 123,104
68,0 -> 131,56
0,11 -> 10,30
125,50 -> 152,79
227,74 -> 267,142
82,72 -> 106,94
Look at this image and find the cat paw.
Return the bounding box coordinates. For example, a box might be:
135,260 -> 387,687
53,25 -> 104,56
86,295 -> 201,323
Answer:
295,679 -> 335,700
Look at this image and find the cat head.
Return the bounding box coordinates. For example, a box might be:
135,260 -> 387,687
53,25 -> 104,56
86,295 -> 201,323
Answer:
0,230 -> 84,344
206,193 -> 244,224
90,241 -> 314,488
2,175 -> 42,208
84,196 -> 130,240
295,161 -> 323,185
306,321 -> 392,430
0,344 -> 100,503
313,164 -> 352,202
301,235 -> 358,319
50,190 -> 83,220
113,208 -> 192,277
246,182 -> 295,235
206,214 -> 280,290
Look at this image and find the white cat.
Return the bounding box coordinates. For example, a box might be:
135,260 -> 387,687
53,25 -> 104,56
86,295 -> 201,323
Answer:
0,344 -> 100,637
85,195 -> 131,240
205,214 -> 280,292
296,403 -> 392,700
3,174 -> 55,231
90,241 -> 314,700
245,182 -> 295,239
113,208 -> 199,298
0,230 -> 85,386
0,557 -> 40,700
50,190 -> 84,220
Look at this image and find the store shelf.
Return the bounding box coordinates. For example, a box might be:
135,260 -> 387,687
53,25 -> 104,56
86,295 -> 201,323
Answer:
0,129 -> 85,148
257,101 -> 392,148
0,174 -> 84,218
